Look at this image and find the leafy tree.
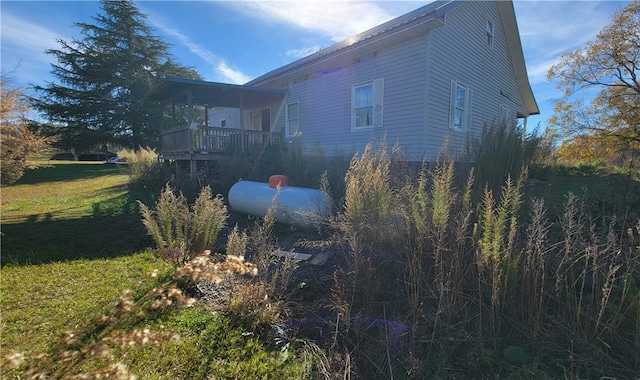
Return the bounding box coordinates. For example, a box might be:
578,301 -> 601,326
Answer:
1,75 -> 54,185
34,0 -> 200,152
547,0 -> 639,164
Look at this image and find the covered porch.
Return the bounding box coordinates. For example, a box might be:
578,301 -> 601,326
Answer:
151,77 -> 287,177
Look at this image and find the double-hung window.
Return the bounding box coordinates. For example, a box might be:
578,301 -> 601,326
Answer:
486,20 -> 494,47
286,102 -> 299,137
352,78 -> 384,130
450,80 -> 472,131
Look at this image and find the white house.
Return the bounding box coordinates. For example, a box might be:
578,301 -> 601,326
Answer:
154,0 -> 538,174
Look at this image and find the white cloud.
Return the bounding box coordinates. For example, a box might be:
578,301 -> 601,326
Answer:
285,45 -> 322,59
143,8 -> 251,84
0,12 -> 65,55
225,1 -> 395,42
525,59 -> 557,85
514,1 -> 624,84
0,12 -> 70,87
216,61 -> 251,84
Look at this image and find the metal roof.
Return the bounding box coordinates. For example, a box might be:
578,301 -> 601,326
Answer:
248,0 -> 460,86
153,0 -> 538,117
247,0 -> 538,116
150,77 -> 286,108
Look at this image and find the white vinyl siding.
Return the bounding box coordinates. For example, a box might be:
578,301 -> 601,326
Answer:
427,1 -> 529,156
286,102 -> 299,137
450,80 -> 472,131
351,78 -> 384,131
250,1 -> 530,159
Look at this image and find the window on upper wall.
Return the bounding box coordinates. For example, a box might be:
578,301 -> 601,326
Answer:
286,102 -> 299,137
486,20 -> 494,47
220,120 -> 226,128
450,80 -> 472,131
352,78 -> 384,130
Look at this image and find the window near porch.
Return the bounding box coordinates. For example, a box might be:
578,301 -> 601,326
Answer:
286,102 -> 299,137
450,80 -> 472,131
351,78 -> 384,130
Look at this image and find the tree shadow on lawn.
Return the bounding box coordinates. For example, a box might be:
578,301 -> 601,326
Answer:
1,193 -> 153,267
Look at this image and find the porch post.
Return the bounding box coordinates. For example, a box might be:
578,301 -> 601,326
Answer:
190,160 -> 197,180
187,86 -> 197,179
239,93 -> 246,152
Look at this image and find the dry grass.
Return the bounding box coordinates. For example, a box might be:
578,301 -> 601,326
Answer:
322,134 -> 639,378
139,184 -> 228,264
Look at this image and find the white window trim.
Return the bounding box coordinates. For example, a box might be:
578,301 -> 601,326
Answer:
449,80 -> 472,132
285,101 -> 300,137
351,78 -> 384,131
486,20 -> 494,48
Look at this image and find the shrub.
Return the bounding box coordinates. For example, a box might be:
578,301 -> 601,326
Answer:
139,184 -> 228,264
1,76 -> 53,185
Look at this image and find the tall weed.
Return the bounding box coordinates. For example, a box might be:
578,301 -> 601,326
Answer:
328,142 -> 638,377
119,147 -> 162,191
467,121 -> 537,194
335,140 -> 404,315
138,185 -> 228,264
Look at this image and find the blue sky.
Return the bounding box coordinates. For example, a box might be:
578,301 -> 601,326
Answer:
0,0 -> 628,128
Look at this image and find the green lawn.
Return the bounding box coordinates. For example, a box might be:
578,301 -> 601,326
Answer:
1,162 -> 170,368
3,160 -> 636,378
0,161 -> 308,379
1,162 -> 151,265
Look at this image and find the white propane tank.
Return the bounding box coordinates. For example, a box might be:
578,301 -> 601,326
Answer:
228,180 -> 331,227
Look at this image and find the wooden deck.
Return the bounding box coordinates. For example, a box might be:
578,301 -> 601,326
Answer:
161,126 -> 283,160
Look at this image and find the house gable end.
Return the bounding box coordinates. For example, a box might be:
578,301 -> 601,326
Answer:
498,1 -> 539,116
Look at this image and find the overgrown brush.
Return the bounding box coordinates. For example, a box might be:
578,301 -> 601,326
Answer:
138,184 -> 228,264
325,138 -> 639,378
334,140 -> 405,316
398,158 -> 475,328
466,121 -> 538,194
118,147 -> 163,190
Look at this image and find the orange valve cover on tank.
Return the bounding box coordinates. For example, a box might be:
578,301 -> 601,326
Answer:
268,175 -> 289,188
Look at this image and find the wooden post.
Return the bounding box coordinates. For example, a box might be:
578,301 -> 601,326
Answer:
239,93 -> 245,152
187,86 -> 197,179
190,159 -> 197,180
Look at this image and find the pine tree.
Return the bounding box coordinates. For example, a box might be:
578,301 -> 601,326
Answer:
34,0 -> 199,152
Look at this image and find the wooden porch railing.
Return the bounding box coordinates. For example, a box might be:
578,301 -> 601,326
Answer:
161,126 -> 283,154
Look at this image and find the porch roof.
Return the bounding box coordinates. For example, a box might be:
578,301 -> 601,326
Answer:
150,77 -> 287,108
